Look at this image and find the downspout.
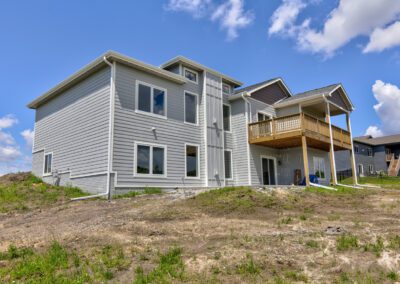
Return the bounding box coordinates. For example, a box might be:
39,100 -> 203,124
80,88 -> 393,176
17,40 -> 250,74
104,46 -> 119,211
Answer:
71,56 -> 116,201
242,92 -> 252,186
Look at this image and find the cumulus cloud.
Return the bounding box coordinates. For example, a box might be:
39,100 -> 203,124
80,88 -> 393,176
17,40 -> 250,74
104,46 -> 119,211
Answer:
21,129 -> 34,149
268,0 -> 306,37
269,0 -> 400,57
363,21 -> 400,53
364,80 -> 400,137
166,0 -> 254,39
0,114 -> 18,129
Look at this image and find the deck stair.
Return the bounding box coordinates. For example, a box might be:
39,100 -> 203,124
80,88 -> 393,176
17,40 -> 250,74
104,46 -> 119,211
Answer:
388,155 -> 400,176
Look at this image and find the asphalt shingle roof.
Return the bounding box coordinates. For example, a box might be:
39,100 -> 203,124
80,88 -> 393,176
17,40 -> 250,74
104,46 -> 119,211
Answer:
234,78 -> 281,94
354,134 -> 400,146
274,84 -> 339,105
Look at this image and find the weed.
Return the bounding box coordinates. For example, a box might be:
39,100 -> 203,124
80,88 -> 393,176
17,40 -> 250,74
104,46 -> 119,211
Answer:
363,236 -> 384,256
284,271 -> 308,282
337,234 -> 358,251
280,217 -> 292,224
134,247 -> 185,283
305,240 -> 319,249
143,187 -> 162,194
236,254 -> 260,275
299,214 -> 307,221
388,235 -> 400,250
387,271 -> 399,281
115,187 -> 163,199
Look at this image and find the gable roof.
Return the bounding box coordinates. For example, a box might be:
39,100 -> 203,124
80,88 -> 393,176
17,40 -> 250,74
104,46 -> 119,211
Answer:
234,77 -> 292,96
28,51 -> 188,109
354,134 -> 400,146
274,83 -> 354,110
160,56 -> 243,87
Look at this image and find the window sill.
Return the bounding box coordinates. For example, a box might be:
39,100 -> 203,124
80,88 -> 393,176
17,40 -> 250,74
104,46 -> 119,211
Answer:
135,110 -> 167,120
184,121 -> 199,127
185,176 -> 201,180
133,174 -> 167,179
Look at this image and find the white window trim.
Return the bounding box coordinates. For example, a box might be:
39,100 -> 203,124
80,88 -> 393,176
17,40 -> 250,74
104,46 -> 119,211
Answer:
223,104 -> 232,133
354,145 -> 359,153
313,156 -> 326,181
358,164 -> 364,176
184,91 -> 199,126
260,155 -> 278,185
257,111 -> 271,122
133,141 -> 167,178
43,152 -> 53,176
367,148 -> 373,157
368,164 -> 374,174
224,149 -> 233,181
183,67 -> 199,84
135,80 -> 168,119
185,143 -> 200,179
222,83 -> 231,94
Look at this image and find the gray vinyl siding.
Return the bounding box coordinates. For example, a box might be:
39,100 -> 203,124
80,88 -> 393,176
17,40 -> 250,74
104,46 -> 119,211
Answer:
32,67 -> 111,193
248,97 -> 276,121
276,105 -> 300,117
112,63 -> 205,188
205,72 -> 224,187
249,145 -> 279,185
373,145 -> 387,173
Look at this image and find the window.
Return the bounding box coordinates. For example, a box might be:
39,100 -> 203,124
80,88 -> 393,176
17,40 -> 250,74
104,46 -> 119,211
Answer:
313,157 -> 326,180
354,145 -> 359,153
183,68 -> 198,84
223,104 -> 231,131
367,148 -> 373,156
185,144 -> 199,178
368,164 -> 374,174
136,82 -> 166,117
184,92 -> 198,124
224,150 -> 232,179
358,164 -> 364,176
222,83 -> 231,94
44,153 -> 53,175
257,112 -> 270,122
135,143 -> 166,176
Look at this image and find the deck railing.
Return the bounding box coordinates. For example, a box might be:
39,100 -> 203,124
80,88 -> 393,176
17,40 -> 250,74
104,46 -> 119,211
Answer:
248,113 -> 351,147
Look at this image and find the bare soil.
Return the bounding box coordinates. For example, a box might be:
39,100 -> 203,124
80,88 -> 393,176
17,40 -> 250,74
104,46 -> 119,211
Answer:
1,182 -> 400,283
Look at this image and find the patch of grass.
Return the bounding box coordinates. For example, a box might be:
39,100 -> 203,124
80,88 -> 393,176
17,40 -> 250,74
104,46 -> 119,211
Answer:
284,271 -> 308,282
299,214 -> 307,221
387,271 -> 399,281
0,173 -> 87,213
185,187 -> 279,215
388,235 -> 400,250
280,216 -> 293,224
134,247 -> 185,283
236,254 -> 260,275
306,186 -> 369,196
0,242 -> 128,282
342,176 -> 400,189
337,234 -> 359,251
363,236 -> 384,256
305,240 -> 319,249
115,187 -> 163,199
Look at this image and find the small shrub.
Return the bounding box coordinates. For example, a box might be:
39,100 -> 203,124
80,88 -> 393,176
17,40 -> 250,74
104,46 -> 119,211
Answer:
387,271 -> 399,281
337,234 -> 358,251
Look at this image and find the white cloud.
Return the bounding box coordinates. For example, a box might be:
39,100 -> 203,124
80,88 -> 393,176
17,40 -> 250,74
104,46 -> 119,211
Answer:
21,129 -> 34,149
268,0 -> 306,37
365,126 -> 384,138
365,80 -> 400,137
0,131 -> 16,145
166,0 -> 254,39
0,114 -> 18,129
363,21 -> 400,53
269,0 -> 400,57
166,0 -> 211,18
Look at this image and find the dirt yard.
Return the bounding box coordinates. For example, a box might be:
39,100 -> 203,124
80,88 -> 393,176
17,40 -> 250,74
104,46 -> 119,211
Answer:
1,174 -> 400,283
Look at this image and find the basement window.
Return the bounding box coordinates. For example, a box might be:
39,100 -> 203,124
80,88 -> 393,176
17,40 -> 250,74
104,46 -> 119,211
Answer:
44,153 -> 53,175
135,143 -> 166,177
313,157 -> 326,180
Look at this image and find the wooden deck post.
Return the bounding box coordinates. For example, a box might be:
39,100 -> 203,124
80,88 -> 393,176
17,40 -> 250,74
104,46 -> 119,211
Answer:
301,135 -> 310,186
346,113 -> 358,185
326,103 -> 338,185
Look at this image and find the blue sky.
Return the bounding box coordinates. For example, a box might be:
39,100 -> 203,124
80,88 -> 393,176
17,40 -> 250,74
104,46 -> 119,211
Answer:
1,0 -> 400,174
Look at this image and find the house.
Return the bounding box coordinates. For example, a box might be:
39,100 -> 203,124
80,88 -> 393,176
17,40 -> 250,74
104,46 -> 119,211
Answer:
28,51 -> 357,196
336,134 -> 400,177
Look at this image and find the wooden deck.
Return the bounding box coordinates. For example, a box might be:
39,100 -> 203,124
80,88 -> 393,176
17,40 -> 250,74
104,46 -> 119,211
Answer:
248,113 -> 352,151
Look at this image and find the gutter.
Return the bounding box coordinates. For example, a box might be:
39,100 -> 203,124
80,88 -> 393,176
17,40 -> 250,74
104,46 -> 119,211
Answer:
71,56 -> 116,201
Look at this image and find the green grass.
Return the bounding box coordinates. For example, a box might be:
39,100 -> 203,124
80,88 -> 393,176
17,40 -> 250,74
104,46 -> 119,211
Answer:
134,247 -> 185,283
0,242 -> 128,282
305,240 -> 319,249
115,187 -> 163,199
363,236 -> 384,256
236,254 -> 260,275
337,234 -> 359,251
185,187 -> 279,215
342,176 -> 400,189
0,173 -> 87,213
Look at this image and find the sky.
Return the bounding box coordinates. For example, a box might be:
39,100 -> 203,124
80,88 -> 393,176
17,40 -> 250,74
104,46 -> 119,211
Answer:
1,0 -> 400,175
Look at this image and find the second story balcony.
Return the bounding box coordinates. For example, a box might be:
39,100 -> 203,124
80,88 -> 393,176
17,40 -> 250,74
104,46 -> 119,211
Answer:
248,113 -> 352,151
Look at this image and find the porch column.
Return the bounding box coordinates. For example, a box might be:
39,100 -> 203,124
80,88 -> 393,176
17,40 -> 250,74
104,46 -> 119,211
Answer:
326,103 -> 338,185
301,135 -> 310,186
346,113 -> 358,185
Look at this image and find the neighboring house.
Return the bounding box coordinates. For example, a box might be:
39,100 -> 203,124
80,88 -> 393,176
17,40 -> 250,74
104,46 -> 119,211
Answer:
336,135 -> 400,177
28,51 -> 357,196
